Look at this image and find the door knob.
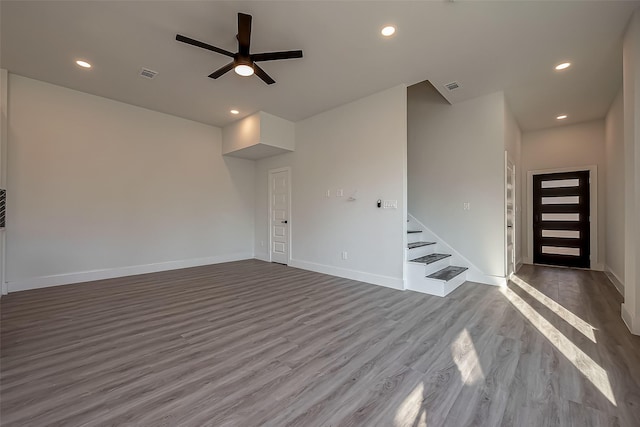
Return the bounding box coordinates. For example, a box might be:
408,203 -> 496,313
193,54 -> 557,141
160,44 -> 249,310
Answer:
281,220 -> 288,224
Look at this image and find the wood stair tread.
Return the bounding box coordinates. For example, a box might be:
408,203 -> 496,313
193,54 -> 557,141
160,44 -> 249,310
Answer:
407,241 -> 436,249
427,266 -> 468,281
410,253 -> 451,265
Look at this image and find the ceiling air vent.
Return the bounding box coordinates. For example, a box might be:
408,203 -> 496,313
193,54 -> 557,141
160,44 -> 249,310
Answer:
444,81 -> 460,91
139,68 -> 158,79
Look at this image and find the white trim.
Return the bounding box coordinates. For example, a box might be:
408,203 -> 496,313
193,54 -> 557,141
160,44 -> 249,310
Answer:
408,213 -> 507,287
505,152 -> 516,277
7,252 -> 254,293
604,267 -> 624,296
515,260 -> 523,273
268,166 -> 292,265
621,303 -> 640,336
526,165 -> 598,269
0,69 -> 7,296
289,258 -> 404,290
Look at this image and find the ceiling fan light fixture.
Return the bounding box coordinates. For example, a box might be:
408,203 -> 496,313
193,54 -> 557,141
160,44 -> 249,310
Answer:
234,64 -> 254,77
176,13 -> 302,85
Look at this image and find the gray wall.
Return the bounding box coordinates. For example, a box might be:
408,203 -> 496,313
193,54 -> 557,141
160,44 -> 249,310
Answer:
254,85 -> 407,289
605,89 -> 625,290
521,120 -> 606,270
7,74 -> 255,290
408,83 -> 507,279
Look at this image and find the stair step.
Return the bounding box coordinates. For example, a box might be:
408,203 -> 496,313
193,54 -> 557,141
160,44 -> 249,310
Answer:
427,266 -> 468,282
407,230 -> 422,234
410,253 -> 451,265
408,241 -> 436,249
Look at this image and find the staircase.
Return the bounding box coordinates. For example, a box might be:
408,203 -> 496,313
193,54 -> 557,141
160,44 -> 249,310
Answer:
406,225 -> 468,297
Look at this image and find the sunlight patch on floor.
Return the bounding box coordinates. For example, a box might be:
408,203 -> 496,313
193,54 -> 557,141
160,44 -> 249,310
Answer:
501,284 -> 617,406
451,328 -> 485,386
511,274 -> 596,342
394,382 -> 427,427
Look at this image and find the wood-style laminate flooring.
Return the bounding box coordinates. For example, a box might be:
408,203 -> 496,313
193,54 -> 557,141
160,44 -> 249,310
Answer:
1,260 -> 640,426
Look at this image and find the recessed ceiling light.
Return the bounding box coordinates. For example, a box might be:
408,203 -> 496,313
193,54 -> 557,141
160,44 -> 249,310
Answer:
381,26 -> 396,37
230,109 -> 239,115
556,115 -> 568,120
555,62 -> 571,71
75,60 -> 92,69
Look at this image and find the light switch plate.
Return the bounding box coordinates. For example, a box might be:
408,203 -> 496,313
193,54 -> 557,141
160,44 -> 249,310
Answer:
383,200 -> 398,209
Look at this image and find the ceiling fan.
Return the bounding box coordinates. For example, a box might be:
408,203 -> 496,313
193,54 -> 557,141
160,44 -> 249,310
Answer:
176,12 -> 303,85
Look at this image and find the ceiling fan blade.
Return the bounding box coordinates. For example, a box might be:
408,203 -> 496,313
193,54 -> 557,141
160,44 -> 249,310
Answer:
208,62 -> 235,79
251,50 -> 303,62
237,13 -> 252,56
253,64 -> 275,85
176,34 -> 235,58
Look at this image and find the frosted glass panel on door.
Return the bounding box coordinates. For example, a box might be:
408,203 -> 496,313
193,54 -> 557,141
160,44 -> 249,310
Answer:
541,196 -> 579,204
541,246 -> 580,256
541,213 -> 580,221
542,230 -> 580,239
541,179 -> 580,188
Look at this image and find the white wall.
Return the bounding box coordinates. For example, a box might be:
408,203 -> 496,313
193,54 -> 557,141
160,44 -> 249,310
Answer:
254,85 -> 407,289
505,99 -> 523,267
223,111 -> 261,153
222,111 -> 294,160
408,84 -> 507,279
6,75 -> 255,291
605,89 -> 625,292
521,120 -> 606,270
622,10 -> 640,335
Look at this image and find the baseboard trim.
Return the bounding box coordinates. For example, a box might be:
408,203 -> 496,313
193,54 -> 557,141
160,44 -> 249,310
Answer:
604,266 -> 624,296
289,259 -> 404,290
8,252 -> 254,293
466,270 -> 507,287
621,303 -> 640,336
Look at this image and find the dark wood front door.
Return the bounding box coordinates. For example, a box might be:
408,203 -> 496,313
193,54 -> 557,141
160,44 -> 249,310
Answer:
533,171 -> 590,268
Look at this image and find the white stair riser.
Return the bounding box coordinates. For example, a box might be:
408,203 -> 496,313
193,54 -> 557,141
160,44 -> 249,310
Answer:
407,232 -> 423,244
406,262 -> 442,295
406,270 -> 467,297
406,244 -> 436,260
406,256 -> 450,281
442,271 -> 467,295
415,256 -> 451,276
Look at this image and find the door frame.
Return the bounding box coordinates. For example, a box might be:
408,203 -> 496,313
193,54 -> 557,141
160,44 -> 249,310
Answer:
505,152 -> 516,277
526,165 -> 598,269
268,166 -> 292,265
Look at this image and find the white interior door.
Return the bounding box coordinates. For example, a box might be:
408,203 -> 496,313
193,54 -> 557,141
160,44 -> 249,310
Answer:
270,168 -> 290,264
506,158 -> 516,277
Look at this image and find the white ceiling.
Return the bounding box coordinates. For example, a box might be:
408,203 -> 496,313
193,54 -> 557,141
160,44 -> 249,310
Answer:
1,1 -> 638,132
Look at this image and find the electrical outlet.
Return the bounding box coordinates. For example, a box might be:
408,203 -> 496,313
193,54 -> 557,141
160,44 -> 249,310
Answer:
463,202 -> 471,210
336,189 -> 344,197
342,251 -> 348,260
